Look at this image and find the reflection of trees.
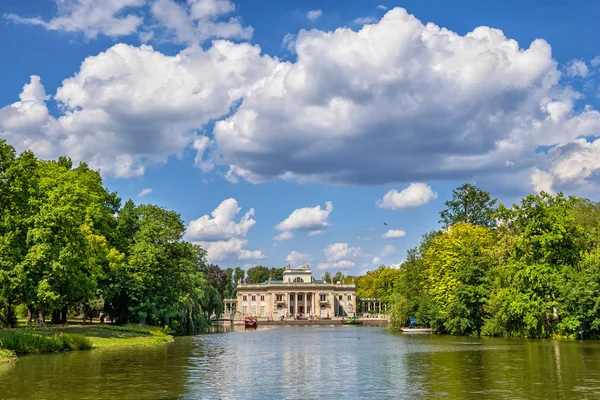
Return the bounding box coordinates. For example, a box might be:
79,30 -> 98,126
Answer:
0,341 -> 194,400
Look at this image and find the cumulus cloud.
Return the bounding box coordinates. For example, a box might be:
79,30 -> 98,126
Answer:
0,42 -> 279,178
138,188 -> 152,197
185,198 -> 264,262
382,229 -> 406,239
531,138 -> 600,194
273,231 -> 293,241
318,243 -> 360,270
186,198 -> 255,241
4,0 -> 145,39
275,201 -> 333,237
286,250 -> 312,267
150,0 -> 253,45
213,8 -> 600,188
306,9 -> 322,22
378,183 -> 437,210
372,256 -> 382,265
566,60 -> 589,78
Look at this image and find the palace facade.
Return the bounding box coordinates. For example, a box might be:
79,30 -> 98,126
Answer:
228,266 -> 357,319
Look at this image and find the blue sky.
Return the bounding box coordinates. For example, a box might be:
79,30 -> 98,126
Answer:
1,0 -> 600,275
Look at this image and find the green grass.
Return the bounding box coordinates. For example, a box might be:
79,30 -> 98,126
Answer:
0,323 -> 173,360
58,324 -> 173,348
0,330 -> 92,354
0,349 -> 17,363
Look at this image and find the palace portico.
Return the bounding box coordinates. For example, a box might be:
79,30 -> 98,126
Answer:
227,266 -> 357,319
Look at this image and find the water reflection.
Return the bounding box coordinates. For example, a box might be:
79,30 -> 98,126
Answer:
3,327 -> 600,399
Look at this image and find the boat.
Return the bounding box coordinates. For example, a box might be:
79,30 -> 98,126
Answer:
342,316 -> 363,325
244,317 -> 257,328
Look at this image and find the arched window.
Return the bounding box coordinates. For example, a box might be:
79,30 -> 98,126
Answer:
293,277 -> 304,283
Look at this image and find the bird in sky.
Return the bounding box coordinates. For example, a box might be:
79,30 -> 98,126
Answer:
383,222 -> 388,226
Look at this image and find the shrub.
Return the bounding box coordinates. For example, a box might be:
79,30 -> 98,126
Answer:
0,348 -> 17,362
0,330 -> 91,354
15,304 -> 28,318
103,324 -> 170,336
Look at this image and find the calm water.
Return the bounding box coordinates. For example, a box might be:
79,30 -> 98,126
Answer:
2,325 -> 600,399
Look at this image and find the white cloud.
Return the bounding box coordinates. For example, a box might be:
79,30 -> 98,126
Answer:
4,0 -> 145,39
186,198 -> 255,241
0,42 -> 279,178
531,138 -> 600,194
382,229 -> 406,239
273,231 -> 293,241
306,9 -> 322,22
354,17 -> 377,25
275,201 -> 333,235
356,236 -> 372,241
323,243 -> 361,261
213,8 -> 600,188
138,188 -> 152,197
185,198 -> 263,262
318,242 -> 360,270
378,183 -> 437,210
286,250 -> 312,267
376,5 -> 388,11
372,256 -> 382,265
282,33 -> 296,52
591,56 -> 600,68
150,0 -> 253,45
566,60 -> 589,78
196,238 -> 265,262
317,260 -> 355,270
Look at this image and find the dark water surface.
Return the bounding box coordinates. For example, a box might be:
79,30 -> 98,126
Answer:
2,325 -> 600,399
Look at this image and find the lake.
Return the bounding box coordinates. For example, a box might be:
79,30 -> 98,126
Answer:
1,325 -> 600,399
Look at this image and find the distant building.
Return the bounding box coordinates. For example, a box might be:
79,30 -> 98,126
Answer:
227,266 -> 356,319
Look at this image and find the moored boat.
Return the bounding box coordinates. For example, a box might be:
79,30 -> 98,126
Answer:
342,316 -> 363,325
244,317 -> 257,328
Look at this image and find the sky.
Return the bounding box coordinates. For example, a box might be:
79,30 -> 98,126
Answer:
1,0 -> 600,276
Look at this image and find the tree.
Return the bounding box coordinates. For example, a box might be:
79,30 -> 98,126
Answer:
439,183 -> 497,228
224,268 -> 234,298
246,266 -> 270,284
333,271 -> 345,283
233,267 -> 245,295
203,264 -> 227,299
322,271 -> 332,283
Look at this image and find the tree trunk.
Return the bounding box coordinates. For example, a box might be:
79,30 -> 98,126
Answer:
26,307 -> 34,326
82,305 -> 89,324
61,305 -> 68,324
51,309 -> 61,324
38,310 -> 45,325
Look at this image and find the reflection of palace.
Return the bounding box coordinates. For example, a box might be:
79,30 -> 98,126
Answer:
227,266 -> 357,319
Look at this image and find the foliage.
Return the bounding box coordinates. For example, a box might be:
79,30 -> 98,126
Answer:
0,330 -> 92,354
439,183 -> 497,228
0,348 -> 16,363
0,141 -> 222,335
388,184 -> 600,339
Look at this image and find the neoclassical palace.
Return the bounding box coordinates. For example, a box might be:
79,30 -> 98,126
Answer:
226,266 -> 357,319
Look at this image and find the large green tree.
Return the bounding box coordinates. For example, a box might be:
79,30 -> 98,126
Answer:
439,183 -> 497,228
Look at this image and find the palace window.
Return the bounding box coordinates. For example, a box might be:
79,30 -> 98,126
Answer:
276,294 -> 283,302
260,295 -> 265,301
251,295 -> 256,301
320,294 -> 327,302
339,295 -> 343,301
242,295 -> 247,301
260,306 -> 265,316
242,306 -> 247,314
252,306 -> 256,315
298,295 -> 303,301
307,295 -> 311,301
347,295 -> 352,301
293,277 -> 304,283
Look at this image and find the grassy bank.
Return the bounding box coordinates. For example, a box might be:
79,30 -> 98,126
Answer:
0,349 -> 17,363
0,324 -> 173,360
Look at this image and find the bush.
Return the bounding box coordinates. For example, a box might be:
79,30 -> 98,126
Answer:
0,330 -> 92,354
0,348 -> 17,362
15,304 -> 28,319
